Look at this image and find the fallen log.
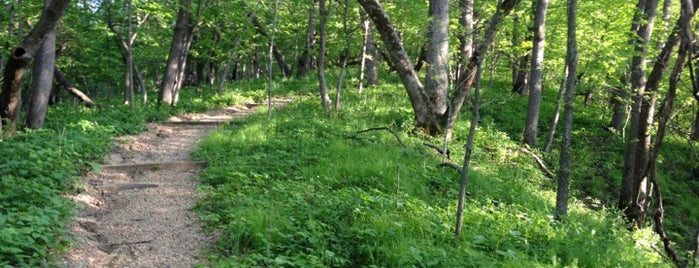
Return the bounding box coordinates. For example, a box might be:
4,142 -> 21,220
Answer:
100,161 -> 207,174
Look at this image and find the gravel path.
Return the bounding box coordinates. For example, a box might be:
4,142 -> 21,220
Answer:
60,101 -> 287,267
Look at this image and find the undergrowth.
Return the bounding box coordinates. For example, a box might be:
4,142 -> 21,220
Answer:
194,78 -> 676,267
0,87 -> 253,267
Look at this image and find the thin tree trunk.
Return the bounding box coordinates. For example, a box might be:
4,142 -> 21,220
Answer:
297,0 -> 317,78
640,1 -> 694,263
247,11 -> 292,78
334,0 -> 350,111
358,15 -> 370,93
556,0 -> 578,216
544,65 -> 568,153
447,0 -> 521,136
523,0 -> 550,147
24,0 -> 56,129
0,0 -> 70,131
455,59 -> 483,236
268,0 -> 279,116
619,0 -> 659,223
317,0 -> 331,109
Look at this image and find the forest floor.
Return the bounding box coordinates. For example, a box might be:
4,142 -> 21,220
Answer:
59,99 -> 290,267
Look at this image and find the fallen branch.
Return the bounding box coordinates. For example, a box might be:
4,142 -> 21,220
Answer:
54,67 -> 97,107
438,162 -> 461,172
423,142 -> 451,159
355,127 -> 406,147
518,146 -> 555,178
108,239 -> 153,247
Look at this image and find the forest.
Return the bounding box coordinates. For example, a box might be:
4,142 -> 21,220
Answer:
1,0 -> 699,267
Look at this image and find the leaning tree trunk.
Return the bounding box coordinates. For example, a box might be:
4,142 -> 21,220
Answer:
523,0 -> 550,147
556,0 -> 578,216
619,0 -> 659,225
317,0 -> 331,109
53,67 -> 96,107
248,11 -> 292,78
24,0 -> 56,130
0,0 -> 70,131
158,0 -> 192,106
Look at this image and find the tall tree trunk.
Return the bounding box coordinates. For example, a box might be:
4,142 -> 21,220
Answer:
24,0 -> 56,129
0,0 -> 70,131
297,0 -> 318,78
158,0 -> 193,106
643,2 -> 694,263
619,0 -> 659,224
268,0 -> 279,116
455,60 -> 483,236
447,0 -> 521,136
456,0 -> 474,87
247,11 -> 292,78
523,0 -> 550,147
359,15 -> 370,93
556,0 -> 578,216
544,66 -> 568,153
335,0 -> 351,111
365,23 -> 379,87
511,15 -> 529,96
423,0 -> 450,134
608,84 -> 629,132
317,0 -> 331,109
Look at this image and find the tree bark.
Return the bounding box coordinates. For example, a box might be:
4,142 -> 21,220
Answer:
365,24 -> 379,87
0,0 -> 70,131
424,0 -> 450,129
296,0 -> 318,78
619,0 -> 659,224
456,0 -> 474,89
158,0 -> 193,106
556,0 -> 578,216
24,0 -> 56,129
523,0 -> 550,147
317,0 -> 331,109
544,66 -> 568,153
248,11 -> 292,78
334,0 -> 351,111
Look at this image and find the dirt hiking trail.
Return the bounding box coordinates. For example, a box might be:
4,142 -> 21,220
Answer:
60,100 -> 289,267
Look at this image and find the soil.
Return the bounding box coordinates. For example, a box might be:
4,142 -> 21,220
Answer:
59,100 -> 289,267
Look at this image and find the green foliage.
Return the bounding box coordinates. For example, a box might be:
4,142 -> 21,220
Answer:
194,79 -> 670,267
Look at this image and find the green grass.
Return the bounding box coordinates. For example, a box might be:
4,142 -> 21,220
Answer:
0,87 -> 253,267
193,76 -> 680,267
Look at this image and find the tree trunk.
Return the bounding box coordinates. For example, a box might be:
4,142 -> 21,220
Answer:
556,0 -> 578,216
523,0 -> 550,147
643,2 -> 694,263
455,57 -> 483,236
24,0 -> 56,129
447,0 -> 521,136
619,0 -> 659,224
424,0 -> 450,130
357,0 -> 432,126
365,24 -> 379,87
608,84 -> 629,132
544,66 -> 568,153
692,108 -> 699,141
0,0 -> 70,131
359,15 -> 370,93
456,0 -> 474,88
334,0 -> 351,111
248,11 -> 292,78
296,0 -> 317,78
317,0 -> 331,109
159,0 -> 193,106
